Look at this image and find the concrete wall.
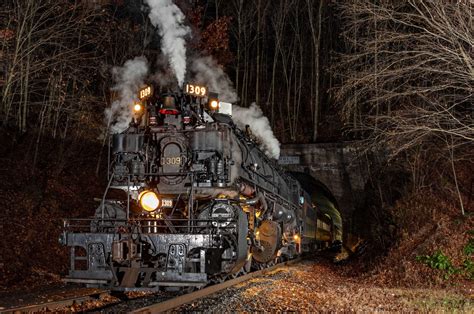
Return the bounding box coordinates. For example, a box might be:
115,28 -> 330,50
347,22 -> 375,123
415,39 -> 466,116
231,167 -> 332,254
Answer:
279,143 -> 368,219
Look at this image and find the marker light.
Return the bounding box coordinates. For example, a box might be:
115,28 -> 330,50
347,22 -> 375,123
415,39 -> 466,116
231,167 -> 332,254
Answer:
208,92 -> 219,111
210,100 -> 219,110
134,103 -> 142,112
293,234 -> 300,242
139,191 -> 160,212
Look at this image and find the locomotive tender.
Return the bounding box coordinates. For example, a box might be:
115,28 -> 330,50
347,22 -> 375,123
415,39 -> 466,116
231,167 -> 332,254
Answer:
60,84 -> 342,290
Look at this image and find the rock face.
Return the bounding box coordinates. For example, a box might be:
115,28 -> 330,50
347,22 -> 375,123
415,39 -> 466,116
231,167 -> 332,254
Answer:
279,143 -> 368,221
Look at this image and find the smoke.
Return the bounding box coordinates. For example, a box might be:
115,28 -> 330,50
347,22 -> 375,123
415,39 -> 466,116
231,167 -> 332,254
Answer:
105,57 -> 149,133
104,1 -> 240,135
149,55 -> 177,88
190,56 -> 238,103
232,103 -> 281,159
145,0 -> 190,86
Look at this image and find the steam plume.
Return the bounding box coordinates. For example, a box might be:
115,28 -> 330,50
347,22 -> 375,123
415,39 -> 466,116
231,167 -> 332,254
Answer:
232,103 -> 281,159
145,0 -> 190,86
190,56 -> 238,103
150,55 -> 177,88
105,57 -> 149,133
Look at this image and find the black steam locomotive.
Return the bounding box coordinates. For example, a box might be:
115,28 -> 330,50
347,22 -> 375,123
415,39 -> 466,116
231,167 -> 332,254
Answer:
60,84 -> 342,291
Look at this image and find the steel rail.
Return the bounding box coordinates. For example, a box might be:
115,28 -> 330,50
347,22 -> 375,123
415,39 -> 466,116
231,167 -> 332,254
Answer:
2,290 -> 109,313
131,258 -> 301,314
3,259 -> 302,313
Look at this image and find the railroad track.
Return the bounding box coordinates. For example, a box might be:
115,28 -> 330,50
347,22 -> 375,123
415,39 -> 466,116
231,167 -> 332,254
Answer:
3,290 -> 110,313
3,258 -> 300,313
131,258 -> 301,313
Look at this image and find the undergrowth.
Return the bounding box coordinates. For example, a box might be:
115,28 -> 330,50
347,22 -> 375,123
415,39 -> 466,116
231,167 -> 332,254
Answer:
417,231 -> 474,280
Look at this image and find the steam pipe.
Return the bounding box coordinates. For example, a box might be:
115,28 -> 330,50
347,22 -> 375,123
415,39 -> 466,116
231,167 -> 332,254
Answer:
243,192 -> 268,212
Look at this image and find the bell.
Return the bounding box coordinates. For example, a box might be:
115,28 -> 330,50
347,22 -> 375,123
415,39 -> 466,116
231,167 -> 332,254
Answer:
159,95 -> 179,115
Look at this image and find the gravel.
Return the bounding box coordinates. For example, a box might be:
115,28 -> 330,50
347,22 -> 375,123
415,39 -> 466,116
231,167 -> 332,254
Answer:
176,259 -> 473,312
2,258 -> 472,312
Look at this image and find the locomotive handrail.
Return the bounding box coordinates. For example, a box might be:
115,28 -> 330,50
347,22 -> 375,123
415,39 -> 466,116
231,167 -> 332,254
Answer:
63,217 -> 238,233
63,218 -> 239,222
241,177 -> 299,213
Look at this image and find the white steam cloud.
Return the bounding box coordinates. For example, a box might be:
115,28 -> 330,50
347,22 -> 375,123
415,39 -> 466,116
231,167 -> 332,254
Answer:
190,56 -> 238,103
232,103 -> 281,159
150,55 -> 176,88
145,0 -> 190,86
105,57 -> 149,133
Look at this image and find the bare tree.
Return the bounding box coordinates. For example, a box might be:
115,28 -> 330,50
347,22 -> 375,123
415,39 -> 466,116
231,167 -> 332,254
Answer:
306,0 -> 324,141
1,1 -> 105,135
0,0 -> 159,172
224,0 -> 329,143
334,0 -> 473,213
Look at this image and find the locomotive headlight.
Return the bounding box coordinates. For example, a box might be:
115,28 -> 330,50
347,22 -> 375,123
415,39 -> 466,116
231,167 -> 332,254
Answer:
139,191 -> 160,212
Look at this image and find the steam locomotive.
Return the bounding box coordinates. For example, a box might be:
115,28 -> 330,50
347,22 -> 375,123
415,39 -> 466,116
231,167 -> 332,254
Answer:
60,84 -> 343,291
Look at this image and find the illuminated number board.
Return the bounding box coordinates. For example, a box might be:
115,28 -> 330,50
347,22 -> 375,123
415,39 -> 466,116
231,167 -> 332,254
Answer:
161,199 -> 173,208
185,83 -> 207,97
161,156 -> 182,166
139,85 -> 153,100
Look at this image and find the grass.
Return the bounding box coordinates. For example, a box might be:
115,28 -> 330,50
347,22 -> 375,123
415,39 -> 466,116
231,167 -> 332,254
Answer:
412,292 -> 473,312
